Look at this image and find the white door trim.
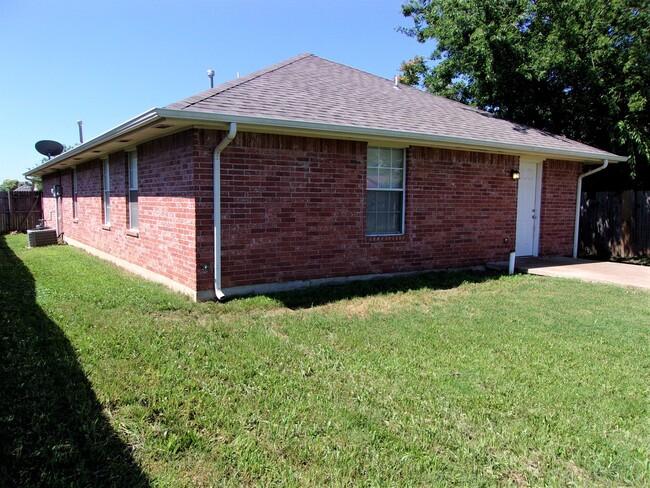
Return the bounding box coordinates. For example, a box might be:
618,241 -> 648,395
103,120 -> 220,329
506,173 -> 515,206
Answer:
532,162 -> 542,256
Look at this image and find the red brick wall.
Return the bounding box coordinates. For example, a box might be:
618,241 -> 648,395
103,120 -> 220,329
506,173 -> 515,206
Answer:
192,130 -> 222,292
41,128 -> 582,298
539,159 -> 582,256
42,130 -> 200,291
202,131 -> 520,291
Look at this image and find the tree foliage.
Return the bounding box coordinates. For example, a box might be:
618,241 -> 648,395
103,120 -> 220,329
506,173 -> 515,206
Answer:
400,0 -> 650,186
0,179 -> 21,192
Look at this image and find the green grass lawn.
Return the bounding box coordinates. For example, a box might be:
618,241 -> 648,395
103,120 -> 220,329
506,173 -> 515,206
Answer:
1,234 -> 649,486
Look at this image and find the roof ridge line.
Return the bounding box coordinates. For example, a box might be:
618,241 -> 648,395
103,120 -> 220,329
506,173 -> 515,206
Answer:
310,54 -> 404,88
178,53 -> 314,110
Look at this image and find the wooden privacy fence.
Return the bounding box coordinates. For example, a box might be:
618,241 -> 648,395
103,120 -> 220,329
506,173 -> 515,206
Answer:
0,191 -> 43,233
580,190 -> 650,258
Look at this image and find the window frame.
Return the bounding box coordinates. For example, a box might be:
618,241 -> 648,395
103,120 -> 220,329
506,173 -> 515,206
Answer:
127,150 -> 138,231
102,158 -> 110,227
365,146 -> 406,236
72,166 -> 78,221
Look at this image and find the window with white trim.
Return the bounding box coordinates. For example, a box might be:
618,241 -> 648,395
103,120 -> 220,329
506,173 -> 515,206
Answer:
72,167 -> 78,220
102,159 -> 110,226
366,146 -> 405,235
127,151 -> 138,230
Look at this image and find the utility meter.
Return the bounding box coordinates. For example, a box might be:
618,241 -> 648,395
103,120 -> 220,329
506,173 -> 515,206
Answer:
51,184 -> 62,197
53,184 -> 62,197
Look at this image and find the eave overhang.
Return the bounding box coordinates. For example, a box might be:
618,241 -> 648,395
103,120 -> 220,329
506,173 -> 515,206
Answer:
26,108 -> 627,177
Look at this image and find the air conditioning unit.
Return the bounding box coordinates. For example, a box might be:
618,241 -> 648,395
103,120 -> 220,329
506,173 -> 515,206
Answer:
27,228 -> 57,247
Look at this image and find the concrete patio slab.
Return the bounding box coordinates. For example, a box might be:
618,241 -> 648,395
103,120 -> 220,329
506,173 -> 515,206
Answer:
515,257 -> 650,290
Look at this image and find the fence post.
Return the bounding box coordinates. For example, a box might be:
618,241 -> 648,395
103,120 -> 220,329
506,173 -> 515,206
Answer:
7,190 -> 13,224
0,192 -> 7,233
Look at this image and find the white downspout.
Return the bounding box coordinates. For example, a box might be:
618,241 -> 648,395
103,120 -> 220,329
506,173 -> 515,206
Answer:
573,159 -> 608,258
54,194 -> 60,237
213,123 -> 237,299
51,185 -> 61,238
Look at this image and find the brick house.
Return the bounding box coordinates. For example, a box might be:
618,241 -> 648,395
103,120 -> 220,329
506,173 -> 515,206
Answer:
27,54 -> 625,300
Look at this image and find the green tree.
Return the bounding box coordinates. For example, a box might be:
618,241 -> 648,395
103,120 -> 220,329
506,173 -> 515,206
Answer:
0,179 -> 21,192
400,0 -> 650,186
30,178 -> 43,192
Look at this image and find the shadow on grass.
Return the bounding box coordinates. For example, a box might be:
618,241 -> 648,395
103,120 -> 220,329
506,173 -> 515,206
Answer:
0,237 -> 150,487
269,268 -> 503,310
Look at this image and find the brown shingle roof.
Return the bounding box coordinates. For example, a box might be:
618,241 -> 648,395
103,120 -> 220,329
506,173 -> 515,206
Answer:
167,53 -> 619,160
26,53 -> 624,178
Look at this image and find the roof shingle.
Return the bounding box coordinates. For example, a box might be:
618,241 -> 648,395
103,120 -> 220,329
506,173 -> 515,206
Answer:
167,53 -> 619,160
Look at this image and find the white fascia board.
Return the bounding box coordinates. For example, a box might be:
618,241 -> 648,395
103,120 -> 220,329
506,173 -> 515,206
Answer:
28,107 -> 626,178
25,109 -> 162,177
157,108 -> 628,163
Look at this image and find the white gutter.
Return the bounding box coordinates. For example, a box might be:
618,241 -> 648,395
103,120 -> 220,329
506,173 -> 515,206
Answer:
573,159 -> 608,258
213,123 -> 237,299
27,107 -> 626,178
25,109 -> 161,177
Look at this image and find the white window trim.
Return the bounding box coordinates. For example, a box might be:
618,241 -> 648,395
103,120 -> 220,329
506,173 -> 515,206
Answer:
365,146 -> 406,236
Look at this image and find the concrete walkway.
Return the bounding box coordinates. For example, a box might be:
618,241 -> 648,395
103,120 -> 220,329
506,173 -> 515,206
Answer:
515,257 -> 650,290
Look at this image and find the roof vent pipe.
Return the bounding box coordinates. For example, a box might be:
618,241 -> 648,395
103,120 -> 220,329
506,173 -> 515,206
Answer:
573,159 -> 608,258
77,120 -> 83,144
207,69 -> 215,88
213,122 -> 237,299
393,75 -> 401,90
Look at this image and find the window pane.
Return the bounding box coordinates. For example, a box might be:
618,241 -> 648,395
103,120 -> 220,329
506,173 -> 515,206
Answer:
378,148 -> 393,168
367,190 -> 402,234
375,211 -> 400,234
367,167 -> 379,188
128,153 -> 139,229
366,191 -> 377,213
103,162 -> 110,187
391,211 -> 402,231
367,146 -> 379,166
378,168 -> 391,188
388,191 -> 402,212
72,168 -> 78,219
377,213 -> 390,234
129,190 -> 139,230
377,192 -> 390,212
129,153 -> 138,189
104,191 -> 110,225
130,202 -> 139,229
391,148 -> 403,167
390,168 -> 403,188
368,146 -> 405,189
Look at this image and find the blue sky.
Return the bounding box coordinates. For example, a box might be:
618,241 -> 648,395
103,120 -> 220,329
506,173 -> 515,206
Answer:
0,0 -> 431,182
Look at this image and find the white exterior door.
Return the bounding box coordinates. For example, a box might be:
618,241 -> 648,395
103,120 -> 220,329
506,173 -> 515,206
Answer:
515,162 -> 542,256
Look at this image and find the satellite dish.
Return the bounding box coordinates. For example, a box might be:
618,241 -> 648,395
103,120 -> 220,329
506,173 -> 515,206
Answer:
35,140 -> 64,159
